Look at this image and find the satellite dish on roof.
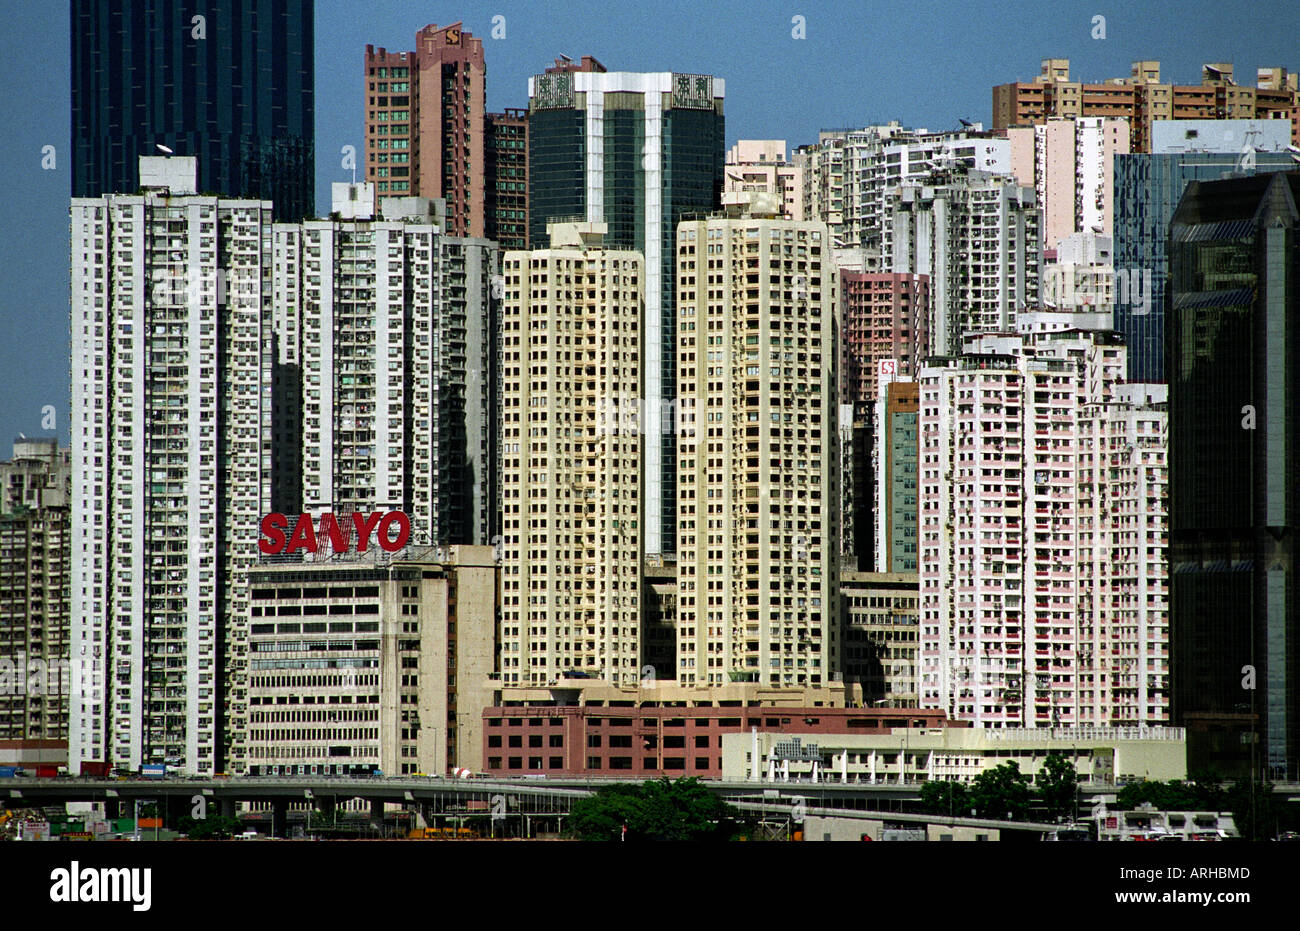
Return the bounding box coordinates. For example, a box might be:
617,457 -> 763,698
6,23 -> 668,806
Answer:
156,144 -> 174,155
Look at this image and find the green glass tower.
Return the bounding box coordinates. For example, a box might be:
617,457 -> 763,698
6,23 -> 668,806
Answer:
71,0 -> 315,220
527,60 -> 725,557
1168,170 -> 1300,780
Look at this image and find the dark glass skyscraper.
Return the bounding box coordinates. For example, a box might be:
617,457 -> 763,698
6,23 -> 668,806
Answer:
527,59 -> 725,556
1168,170 -> 1300,780
71,0 -> 314,220
1113,149 -> 1295,383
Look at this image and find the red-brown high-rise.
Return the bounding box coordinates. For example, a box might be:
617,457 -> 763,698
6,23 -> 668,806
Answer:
364,23 -> 486,237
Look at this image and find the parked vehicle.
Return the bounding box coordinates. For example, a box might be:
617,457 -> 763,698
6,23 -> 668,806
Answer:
140,764 -> 167,780
80,761 -> 111,779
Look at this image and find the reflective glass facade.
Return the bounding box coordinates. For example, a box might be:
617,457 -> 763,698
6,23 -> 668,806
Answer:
1168,170 -> 1300,780
527,75 -> 724,556
71,0 -> 315,220
1113,151 -> 1294,382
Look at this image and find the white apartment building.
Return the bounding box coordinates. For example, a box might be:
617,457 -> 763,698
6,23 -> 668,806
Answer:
918,320 -> 1168,729
725,140 -> 803,220
794,132 -> 847,245
1043,232 -> 1116,322
866,128 -> 1010,251
885,168 -> 1041,355
70,157 -> 280,774
675,199 -> 839,688
499,222 -> 644,686
798,124 -> 1010,255
1007,117 -> 1130,249
287,187 -> 498,547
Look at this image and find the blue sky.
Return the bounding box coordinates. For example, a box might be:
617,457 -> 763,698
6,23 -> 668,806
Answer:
2,0 -> 1298,446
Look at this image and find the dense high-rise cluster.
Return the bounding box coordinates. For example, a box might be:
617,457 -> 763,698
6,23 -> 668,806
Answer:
3,10 -> 1291,792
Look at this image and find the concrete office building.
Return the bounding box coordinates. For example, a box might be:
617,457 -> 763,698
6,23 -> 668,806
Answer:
993,58 -> 1299,153
725,140 -> 803,220
1168,171 -> 1300,780
722,724 -> 1186,785
841,570 -> 920,707
1112,124 -> 1296,382
528,59 -> 725,558
285,185 -> 498,547
885,167 -> 1041,355
245,545 -> 495,776
364,23 -> 486,235
1007,117 -> 1130,249
499,222 -> 644,687
70,157 -> 283,775
919,321 -> 1169,730
71,0 -> 314,221
0,440 -> 72,742
675,197 -> 839,688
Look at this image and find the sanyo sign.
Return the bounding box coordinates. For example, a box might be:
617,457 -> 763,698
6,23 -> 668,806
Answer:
258,512 -> 411,555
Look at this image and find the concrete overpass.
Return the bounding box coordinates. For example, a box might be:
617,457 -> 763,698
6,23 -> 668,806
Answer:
5,776 -> 1297,838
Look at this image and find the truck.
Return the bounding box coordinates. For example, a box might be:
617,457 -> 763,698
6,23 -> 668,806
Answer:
0,766 -> 20,779
35,764 -> 59,779
80,761 -> 111,779
140,764 -> 167,780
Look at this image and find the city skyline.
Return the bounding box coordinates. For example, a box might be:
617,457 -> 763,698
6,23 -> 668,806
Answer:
4,0 -> 1300,443
8,4 -> 1300,875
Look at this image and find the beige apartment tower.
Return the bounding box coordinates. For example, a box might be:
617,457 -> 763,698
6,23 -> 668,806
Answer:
499,223 -> 644,687
675,195 -> 839,688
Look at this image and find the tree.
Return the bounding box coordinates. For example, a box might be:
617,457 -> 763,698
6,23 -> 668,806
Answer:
1036,753 -> 1080,822
969,762 -> 1032,820
1116,779 -> 1214,812
919,779 -> 969,817
177,814 -> 243,840
567,777 -> 747,841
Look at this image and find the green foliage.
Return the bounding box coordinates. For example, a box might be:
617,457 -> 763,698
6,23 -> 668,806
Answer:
1223,781 -> 1300,841
1036,753 -> 1080,821
1115,778 -> 1226,812
919,779 -> 969,816
566,777 -> 746,841
177,814 -> 243,840
969,762 -> 1033,821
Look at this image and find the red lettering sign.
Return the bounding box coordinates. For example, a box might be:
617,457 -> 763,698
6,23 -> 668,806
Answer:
258,512 -> 411,555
